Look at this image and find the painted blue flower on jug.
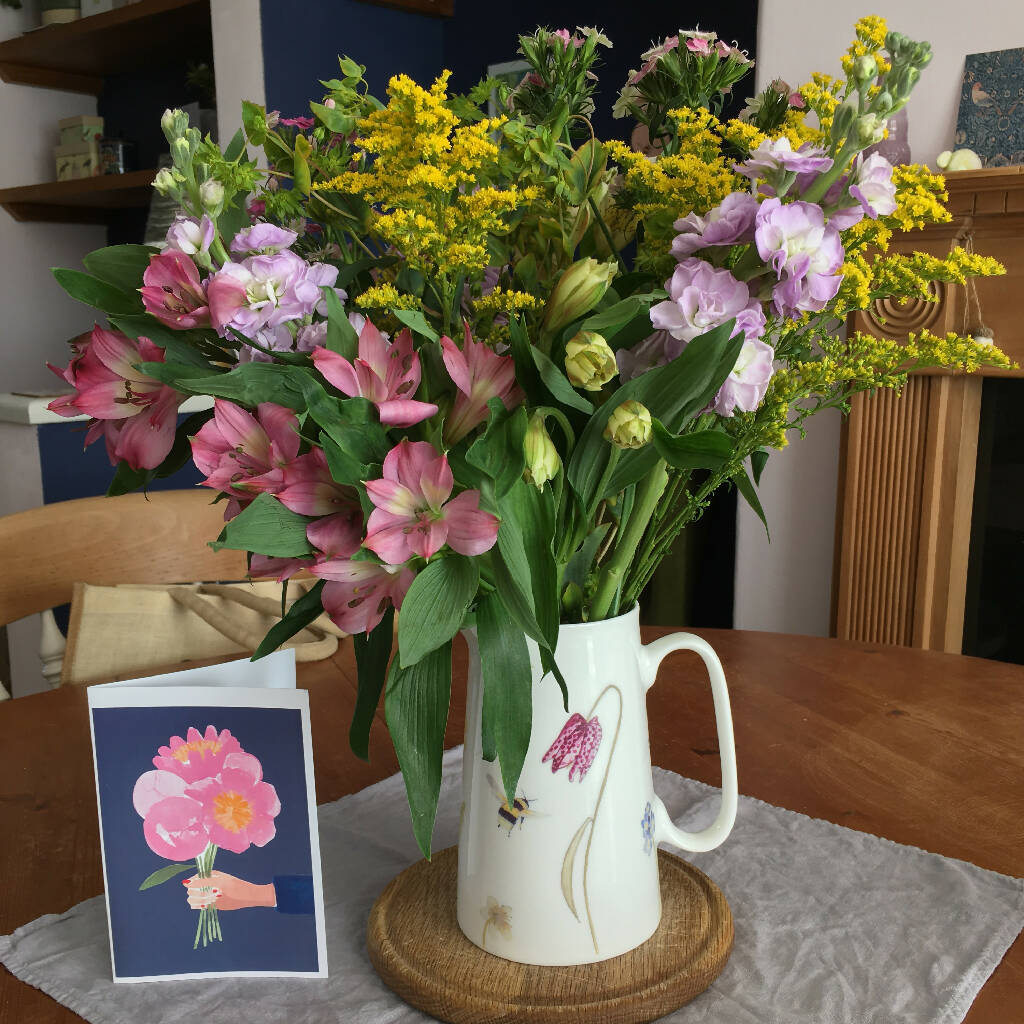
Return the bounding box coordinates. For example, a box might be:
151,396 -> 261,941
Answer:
641,801 -> 655,855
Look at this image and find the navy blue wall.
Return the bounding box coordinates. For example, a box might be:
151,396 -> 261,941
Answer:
259,0 -> 445,117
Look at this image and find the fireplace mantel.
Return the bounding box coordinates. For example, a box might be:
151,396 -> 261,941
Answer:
833,168 -> 1024,653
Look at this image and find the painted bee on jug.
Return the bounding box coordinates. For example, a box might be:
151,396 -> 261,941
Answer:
487,773 -> 539,835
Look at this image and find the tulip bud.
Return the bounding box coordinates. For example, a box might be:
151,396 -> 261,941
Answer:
565,331 -> 618,391
603,400 -> 652,450
523,413 -> 561,489
161,108 -> 190,144
542,258 -> 616,334
199,178 -> 225,216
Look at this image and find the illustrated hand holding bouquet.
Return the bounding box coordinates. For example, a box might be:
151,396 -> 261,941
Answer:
55,18 -> 1011,859
132,726 -> 280,949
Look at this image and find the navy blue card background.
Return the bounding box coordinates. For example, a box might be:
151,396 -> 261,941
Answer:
92,705 -> 320,977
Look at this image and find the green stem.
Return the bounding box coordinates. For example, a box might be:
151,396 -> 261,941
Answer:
589,460 -> 668,620
587,197 -> 627,275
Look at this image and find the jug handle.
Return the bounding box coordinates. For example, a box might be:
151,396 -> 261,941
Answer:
640,632 -> 738,853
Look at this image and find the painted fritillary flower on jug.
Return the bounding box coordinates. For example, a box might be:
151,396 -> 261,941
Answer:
641,801 -> 655,855
542,713 -> 603,782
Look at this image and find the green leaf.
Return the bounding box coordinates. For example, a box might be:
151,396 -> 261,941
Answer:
252,579 -> 326,660
350,606 -> 395,760
310,100 -> 357,135
217,202 -> 252,253
169,363 -> 316,411
579,293 -> 663,346
651,421 -> 735,472
319,431 -> 370,489
83,245 -> 153,293
223,128 -> 246,162
139,863 -> 194,890
52,267 -> 142,315
496,479 -> 558,651
476,592 -> 533,808
530,347 -> 593,414
385,641 -> 453,859
567,320 -> 742,513
562,522 -> 610,593
308,393 -> 390,467
392,308 -> 439,342
242,100 -> 267,145
398,555 -> 479,668
322,285 -> 358,360
107,460 -> 156,497
465,399 -> 528,499
751,448 -> 769,485
735,467 -> 770,539
211,492 -> 313,558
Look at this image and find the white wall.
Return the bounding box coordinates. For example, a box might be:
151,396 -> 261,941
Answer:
210,0 -> 267,145
0,7 -> 107,393
734,2 -> 1024,636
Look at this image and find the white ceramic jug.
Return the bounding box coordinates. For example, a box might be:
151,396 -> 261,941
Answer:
456,605 -> 738,965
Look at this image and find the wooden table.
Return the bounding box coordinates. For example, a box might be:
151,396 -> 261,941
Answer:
1,629 -> 1022,1021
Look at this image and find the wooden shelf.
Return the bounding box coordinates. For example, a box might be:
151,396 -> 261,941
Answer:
0,0 -> 211,95
0,169 -> 156,223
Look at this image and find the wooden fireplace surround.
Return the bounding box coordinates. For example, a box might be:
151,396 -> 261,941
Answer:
833,167 -> 1024,652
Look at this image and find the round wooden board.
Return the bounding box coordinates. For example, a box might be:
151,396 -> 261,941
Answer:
367,847 -> 733,1024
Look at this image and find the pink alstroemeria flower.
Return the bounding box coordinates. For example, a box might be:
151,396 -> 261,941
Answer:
190,399 -> 299,498
363,440 -> 500,564
249,554 -> 314,581
312,322 -> 438,428
542,712 -> 603,782
314,559 -> 415,635
440,323 -> 523,444
152,725 -> 243,783
47,326 -> 184,471
140,250 -> 211,330
278,447 -> 362,518
185,752 -> 280,855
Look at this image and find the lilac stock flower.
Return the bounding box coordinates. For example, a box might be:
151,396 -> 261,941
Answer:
712,338 -> 776,416
207,251 -> 339,335
735,137 -> 833,182
671,192 -> 760,258
755,198 -> 844,315
616,330 -> 680,382
230,224 -> 298,255
849,153 -> 897,219
650,259 -> 766,345
165,215 -> 215,257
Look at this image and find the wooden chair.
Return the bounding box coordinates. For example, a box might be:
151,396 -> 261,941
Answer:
0,490 -> 248,697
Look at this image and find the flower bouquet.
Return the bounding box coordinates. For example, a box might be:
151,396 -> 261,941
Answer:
132,726 -> 280,949
52,17 -> 1009,858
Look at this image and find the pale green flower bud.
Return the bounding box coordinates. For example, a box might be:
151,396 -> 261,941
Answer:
565,331 -> 618,391
199,178 -> 225,216
852,56 -> 877,84
542,258 -> 617,334
830,95 -> 859,143
161,108 -> 190,144
152,168 -> 179,197
855,113 -> 886,146
603,400 -> 652,450
523,413 -> 561,490
171,136 -> 193,170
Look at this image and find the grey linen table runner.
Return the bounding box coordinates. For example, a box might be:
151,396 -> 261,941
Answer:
2,746 -> 1022,1023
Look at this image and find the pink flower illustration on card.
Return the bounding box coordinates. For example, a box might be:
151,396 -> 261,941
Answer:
542,713 -> 603,782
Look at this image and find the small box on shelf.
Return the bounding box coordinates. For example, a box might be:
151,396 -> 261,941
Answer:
58,115 -> 104,146
54,141 -> 101,181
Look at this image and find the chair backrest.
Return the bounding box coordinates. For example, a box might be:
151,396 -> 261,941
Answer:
0,489 -> 249,626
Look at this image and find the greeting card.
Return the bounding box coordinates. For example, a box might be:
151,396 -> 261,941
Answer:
88,655 -> 327,981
